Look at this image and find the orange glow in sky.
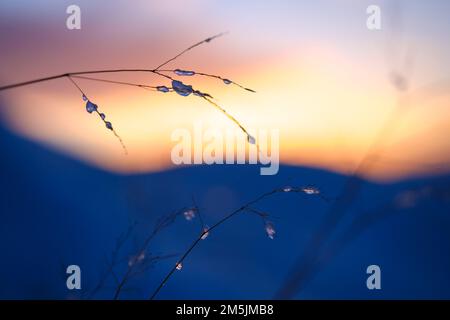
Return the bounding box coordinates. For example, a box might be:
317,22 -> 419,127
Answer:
0,1 -> 449,181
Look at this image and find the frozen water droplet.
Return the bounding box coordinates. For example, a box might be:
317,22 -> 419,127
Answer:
247,135 -> 256,144
174,69 -> 195,76
99,113 -> 106,120
223,79 -> 232,85
86,101 -> 98,113
283,186 -> 293,192
176,262 -> 183,270
265,221 -> 276,240
193,90 -> 212,98
201,227 -> 209,240
82,94 -> 88,101
105,121 -> 113,130
395,191 -> 417,208
302,187 -> 320,195
183,209 -> 196,221
128,252 -> 145,267
172,80 -> 193,97
157,86 -> 170,93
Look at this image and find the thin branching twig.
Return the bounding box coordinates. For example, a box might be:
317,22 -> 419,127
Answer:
148,185 -> 324,300
0,33 -> 257,151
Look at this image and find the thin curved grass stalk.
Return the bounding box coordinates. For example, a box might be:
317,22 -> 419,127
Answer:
111,130 -> 128,155
153,32 -> 228,71
127,253 -> 180,279
71,73 -> 255,141
112,226 -> 164,299
0,33 -> 256,149
148,185 -> 324,300
274,101 -> 410,299
191,196 -> 206,232
67,75 -> 85,95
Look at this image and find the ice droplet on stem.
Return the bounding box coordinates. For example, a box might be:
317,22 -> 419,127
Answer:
183,209 -> 196,221
201,226 -> 209,240
265,221 -> 276,240
105,121 -> 113,130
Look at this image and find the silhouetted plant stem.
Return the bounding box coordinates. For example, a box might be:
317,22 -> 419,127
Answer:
87,221 -> 137,299
67,75 -> 86,95
0,69 -> 178,90
157,69 -> 256,92
70,75 -> 159,90
153,32 -> 228,71
303,183 -> 450,292
274,93 -> 411,299
0,33 -> 257,146
112,206 -> 199,299
113,229 -> 159,299
148,186 -> 323,300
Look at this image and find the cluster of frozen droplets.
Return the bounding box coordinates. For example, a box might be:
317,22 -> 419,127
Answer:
183,208 -> 196,221
83,95 -> 114,131
174,69 -> 195,76
172,80 -> 193,97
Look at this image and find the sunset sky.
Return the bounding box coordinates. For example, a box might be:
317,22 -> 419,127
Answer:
0,0 -> 449,181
